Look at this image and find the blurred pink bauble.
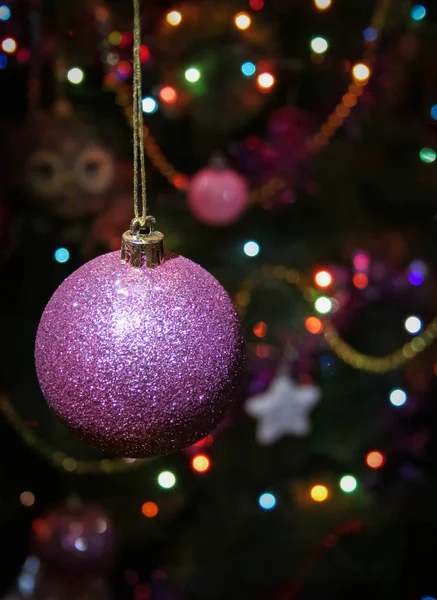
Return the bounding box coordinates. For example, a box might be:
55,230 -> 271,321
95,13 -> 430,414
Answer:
32,503 -> 116,572
35,252 -> 244,457
188,167 -> 248,226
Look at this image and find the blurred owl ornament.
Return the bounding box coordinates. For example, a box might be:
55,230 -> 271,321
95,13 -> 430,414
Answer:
25,112 -> 115,220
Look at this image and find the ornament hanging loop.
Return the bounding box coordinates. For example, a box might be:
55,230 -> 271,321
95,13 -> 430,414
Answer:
121,216 -> 164,268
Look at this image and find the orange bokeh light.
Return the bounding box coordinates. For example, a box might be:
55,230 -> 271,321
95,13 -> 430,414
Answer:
353,273 -> 369,289
314,270 -> 332,288
142,502 -> 159,518
305,317 -> 324,335
310,484 -> 329,502
192,454 -> 211,473
352,63 -> 371,83
366,451 -> 385,469
253,321 -> 268,338
160,86 -> 178,104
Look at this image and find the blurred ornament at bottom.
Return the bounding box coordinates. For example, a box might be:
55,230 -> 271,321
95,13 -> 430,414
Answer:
4,500 -> 116,600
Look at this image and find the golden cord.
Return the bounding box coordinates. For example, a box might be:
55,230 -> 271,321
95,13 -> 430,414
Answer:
133,0 -> 148,224
235,265 -> 437,374
108,0 -> 391,199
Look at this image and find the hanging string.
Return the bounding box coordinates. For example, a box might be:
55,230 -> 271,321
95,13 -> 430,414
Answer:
132,0 -> 148,225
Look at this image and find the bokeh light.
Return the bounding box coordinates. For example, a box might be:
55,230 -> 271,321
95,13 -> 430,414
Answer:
420,147 -> 436,163
67,67 -> 84,84
259,492 -> 276,510
241,61 -> 256,77
405,316 -> 422,334
314,0 -> 332,9
159,86 -> 178,104
250,0 -> 264,9
108,30 -> 122,46
191,454 -> 211,473
142,501 -> 158,518
253,321 -> 268,338
257,72 -> 275,89
311,36 -> 329,54
54,248 -> 70,264
185,67 -> 201,83
353,273 -> 369,289
116,61 -> 132,80
244,241 -> 260,257
0,53 -> 6,69
315,270 -> 332,288
315,296 -> 332,314
166,10 -> 182,26
140,45 -> 150,62
305,316 -> 323,334
158,471 -> 176,489
366,451 -> 385,469
0,5 -> 11,21
389,388 -> 407,407
1,36 -> 16,53
408,260 -> 427,286
20,491 -> 35,507
310,485 -> 329,502
352,63 -> 371,83
235,12 -> 252,30
339,475 -> 358,493
363,27 -> 378,41
142,97 -> 158,114
353,251 -> 370,271
431,105 -> 437,120
411,4 -> 427,20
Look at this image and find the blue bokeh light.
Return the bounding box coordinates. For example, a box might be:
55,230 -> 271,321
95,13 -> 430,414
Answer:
241,61 -> 256,77
54,248 -> 70,264
0,53 -> 7,69
259,492 -> 276,510
389,388 -> 407,407
0,5 -> 11,21
244,241 -> 260,257
363,27 -> 378,41
411,4 -> 427,21
431,105 -> 437,120
421,597 -> 436,600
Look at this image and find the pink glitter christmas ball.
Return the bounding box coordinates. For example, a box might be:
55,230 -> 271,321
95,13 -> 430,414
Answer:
35,252 -> 244,457
188,167 -> 248,226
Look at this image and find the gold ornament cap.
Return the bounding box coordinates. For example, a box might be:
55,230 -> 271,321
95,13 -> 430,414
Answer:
121,216 -> 164,268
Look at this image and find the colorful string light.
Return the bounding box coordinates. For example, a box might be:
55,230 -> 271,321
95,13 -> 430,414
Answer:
310,485 -> 329,502
106,0 -> 389,198
234,12 -> 252,30
366,451 -> 385,469
166,10 -> 182,26
235,265 -> 437,374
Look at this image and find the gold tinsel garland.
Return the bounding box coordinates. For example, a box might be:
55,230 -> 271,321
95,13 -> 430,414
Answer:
235,265 -> 437,374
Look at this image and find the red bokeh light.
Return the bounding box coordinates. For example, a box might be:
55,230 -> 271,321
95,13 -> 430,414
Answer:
353,273 -> 369,289
366,451 -> 385,469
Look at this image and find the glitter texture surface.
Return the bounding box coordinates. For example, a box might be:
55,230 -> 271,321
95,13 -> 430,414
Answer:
35,252 -> 244,457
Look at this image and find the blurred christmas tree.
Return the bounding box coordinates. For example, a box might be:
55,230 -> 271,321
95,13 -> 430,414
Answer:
1,0 -> 437,599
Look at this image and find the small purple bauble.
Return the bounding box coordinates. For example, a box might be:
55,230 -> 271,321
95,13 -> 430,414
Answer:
188,167 -> 249,226
35,252 -> 244,457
